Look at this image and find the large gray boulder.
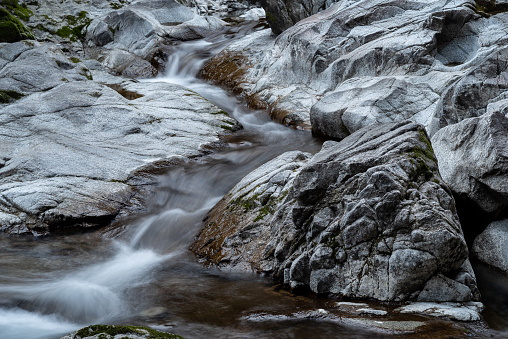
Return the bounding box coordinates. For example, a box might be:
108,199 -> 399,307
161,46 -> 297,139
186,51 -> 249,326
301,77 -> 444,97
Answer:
259,0 -> 337,34
0,78 -> 239,235
192,121 -> 479,302
431,101 -> 508,215
21,0 -> 130,55
201,0 -> 508,135
473,219 -> 508,273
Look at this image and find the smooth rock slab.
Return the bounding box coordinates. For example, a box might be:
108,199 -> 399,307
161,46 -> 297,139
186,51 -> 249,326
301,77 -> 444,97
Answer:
192,121 -> 479,302
0,80 -> 239,235
397,302 -> 484,322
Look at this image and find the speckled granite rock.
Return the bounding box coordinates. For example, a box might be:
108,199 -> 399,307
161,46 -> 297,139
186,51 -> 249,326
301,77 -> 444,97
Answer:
473,219 -> 508,273
192,121 -> 479,302
85,0 -> 227,76
61,324 -> 185,339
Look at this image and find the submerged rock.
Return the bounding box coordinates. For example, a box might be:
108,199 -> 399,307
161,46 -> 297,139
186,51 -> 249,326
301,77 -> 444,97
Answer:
397,302 -> 484,322
0,76 -> 239,235
431,102 -> 508,216
201,0 -> 508,134
192,121 -> 479,302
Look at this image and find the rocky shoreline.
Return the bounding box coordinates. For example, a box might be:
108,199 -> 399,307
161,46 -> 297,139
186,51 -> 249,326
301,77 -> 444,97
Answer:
2,0 -> 508,337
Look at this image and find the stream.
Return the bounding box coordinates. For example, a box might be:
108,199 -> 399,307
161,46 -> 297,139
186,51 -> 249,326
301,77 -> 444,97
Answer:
0,22 -> 358,339
1,20 -> 508,339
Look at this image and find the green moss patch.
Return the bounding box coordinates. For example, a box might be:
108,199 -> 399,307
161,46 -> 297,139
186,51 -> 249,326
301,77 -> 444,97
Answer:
474,0 -> 508,16
74,325 -> 185,339
0,6 -> 34,42
54,11 -> 92,42
110,0 -> 127,10
1,0 -> 32,21
406,129 -> 440,183
0,89 -> 23,103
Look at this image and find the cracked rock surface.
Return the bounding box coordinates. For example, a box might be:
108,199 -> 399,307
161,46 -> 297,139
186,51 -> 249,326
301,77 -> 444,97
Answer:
175,0 -> 260,18
85,0 -> 227,77
201,0 -> 508,135
0,41 -> 239,236
192,121 -> 479,302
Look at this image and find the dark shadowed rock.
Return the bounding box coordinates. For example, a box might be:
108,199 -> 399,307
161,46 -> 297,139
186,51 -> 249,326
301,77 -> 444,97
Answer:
192,121 -> 479,302
431,101 -> 508,215
259,0 -> 337,34
60,324 -> 185,339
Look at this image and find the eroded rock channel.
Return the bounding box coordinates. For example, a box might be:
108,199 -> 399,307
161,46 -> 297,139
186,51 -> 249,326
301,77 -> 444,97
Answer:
1,0 -> 508,338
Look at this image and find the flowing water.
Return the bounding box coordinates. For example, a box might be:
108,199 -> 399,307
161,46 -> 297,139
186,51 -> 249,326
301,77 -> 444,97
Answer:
1,20 -> 508,339
0,22 -> 365,339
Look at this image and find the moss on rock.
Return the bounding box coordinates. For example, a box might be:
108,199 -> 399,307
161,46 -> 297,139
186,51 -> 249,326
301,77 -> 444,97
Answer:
0,89 -> 24,103
73,325 -> 185,339
0,6 -> 34,43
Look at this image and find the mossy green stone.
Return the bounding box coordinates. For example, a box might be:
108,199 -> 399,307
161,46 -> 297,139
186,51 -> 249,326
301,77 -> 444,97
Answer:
0,19 -> 21,42
0,7 -> 33,42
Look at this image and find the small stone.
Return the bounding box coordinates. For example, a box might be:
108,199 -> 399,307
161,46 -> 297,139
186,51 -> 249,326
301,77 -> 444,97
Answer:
358,308 -> 388,316
396,302 -> 483,322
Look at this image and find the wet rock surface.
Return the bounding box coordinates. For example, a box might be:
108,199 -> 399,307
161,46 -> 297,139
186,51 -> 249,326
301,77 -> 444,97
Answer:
192,121 -> 479,302
201,0 -> 508,133
84,0 -> 227,76
175,0 -> 260,18
0,40 -> 239,235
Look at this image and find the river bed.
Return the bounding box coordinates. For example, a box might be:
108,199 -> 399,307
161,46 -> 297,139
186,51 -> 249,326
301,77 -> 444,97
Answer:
0,20 -> 507,339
